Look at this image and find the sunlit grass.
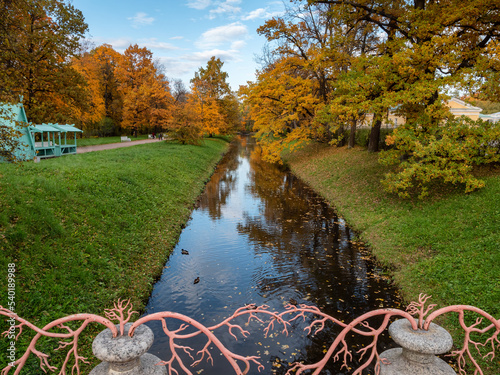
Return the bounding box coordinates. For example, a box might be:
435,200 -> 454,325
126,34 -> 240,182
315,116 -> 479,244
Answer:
0,138 -> 230,373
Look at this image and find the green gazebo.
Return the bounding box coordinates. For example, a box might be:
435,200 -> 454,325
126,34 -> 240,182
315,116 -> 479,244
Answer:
0,102 -> 82,161
29,123 -> 82,158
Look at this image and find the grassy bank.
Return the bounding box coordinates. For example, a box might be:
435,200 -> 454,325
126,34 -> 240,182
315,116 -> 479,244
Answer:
286,143 -> 500,372
0,138 -> 229,372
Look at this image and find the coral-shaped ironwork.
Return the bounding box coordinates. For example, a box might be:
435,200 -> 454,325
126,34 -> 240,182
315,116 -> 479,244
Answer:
1,295 -> 499,375
406,293 -> 437,329
0,306 -> 117,375
104,299 -> 138,336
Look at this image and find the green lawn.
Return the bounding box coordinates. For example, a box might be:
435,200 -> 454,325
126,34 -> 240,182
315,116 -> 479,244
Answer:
0,138 -> 230,373
286,143 -> 500,374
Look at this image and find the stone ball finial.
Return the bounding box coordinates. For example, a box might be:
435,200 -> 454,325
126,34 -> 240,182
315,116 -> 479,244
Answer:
379,318 -> 456,375
90,323 -> 166,375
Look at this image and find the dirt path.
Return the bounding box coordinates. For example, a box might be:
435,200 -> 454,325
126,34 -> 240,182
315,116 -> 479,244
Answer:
77,138 -> 162,153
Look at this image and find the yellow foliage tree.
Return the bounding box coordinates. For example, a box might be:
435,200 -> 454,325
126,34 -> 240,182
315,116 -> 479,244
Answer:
190,57 -> 239,136
0,0 -> 88,124
166,93 -> 203,144
241,56 -> 322,163
116,44 -> 173,135
71,50 -> 106,131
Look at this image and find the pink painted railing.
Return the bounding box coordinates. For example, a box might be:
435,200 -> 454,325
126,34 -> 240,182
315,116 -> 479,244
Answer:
1,295 -> 499,375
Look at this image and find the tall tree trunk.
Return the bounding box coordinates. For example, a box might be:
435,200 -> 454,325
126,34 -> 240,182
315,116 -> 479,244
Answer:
348,118 -> 357,148
368,115 -> 382,153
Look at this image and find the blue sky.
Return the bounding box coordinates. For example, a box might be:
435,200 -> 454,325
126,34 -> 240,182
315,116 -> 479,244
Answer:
70,0 -> 285,91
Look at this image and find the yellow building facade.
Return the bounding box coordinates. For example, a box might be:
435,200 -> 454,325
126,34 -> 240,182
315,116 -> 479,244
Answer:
360,98 -> 483,128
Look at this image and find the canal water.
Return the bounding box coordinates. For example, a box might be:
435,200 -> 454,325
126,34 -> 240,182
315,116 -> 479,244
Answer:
144,135 -> 402,374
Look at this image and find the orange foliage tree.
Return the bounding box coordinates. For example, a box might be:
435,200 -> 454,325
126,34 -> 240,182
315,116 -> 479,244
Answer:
166,92 -> 203,145
115,45 -> 173,135
72,44 -> 123,135
190,57 -> 240,136
241,2 -> 370,162
71,48 -> 107,131
0,0 -> 88,123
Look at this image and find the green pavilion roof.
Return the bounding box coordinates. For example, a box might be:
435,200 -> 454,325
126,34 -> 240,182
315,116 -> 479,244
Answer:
52,124 -> 83,132
29,124 -> 82,133
29,124 -> 60,132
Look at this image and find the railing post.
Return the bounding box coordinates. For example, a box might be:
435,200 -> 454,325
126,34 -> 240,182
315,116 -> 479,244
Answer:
90,323 -> 166,375
380,318 -> 456,374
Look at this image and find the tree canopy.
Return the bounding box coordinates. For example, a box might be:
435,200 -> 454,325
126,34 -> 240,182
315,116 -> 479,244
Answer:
241,0 -> 500,197
190,57 -> 240,137
0,0 -> 88,122
0,0 -> 88,161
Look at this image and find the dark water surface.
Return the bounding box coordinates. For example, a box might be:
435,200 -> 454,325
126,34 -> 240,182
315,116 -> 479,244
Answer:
144,135 -> 402,374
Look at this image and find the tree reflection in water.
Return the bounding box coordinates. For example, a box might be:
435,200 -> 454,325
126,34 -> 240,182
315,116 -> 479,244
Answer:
145,135 -> 401,374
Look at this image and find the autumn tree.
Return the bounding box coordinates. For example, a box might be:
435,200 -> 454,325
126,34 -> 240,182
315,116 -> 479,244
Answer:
241,56 -> 322,163
0,0 -> 88,123
71,47 -> 106,131
166,92 -> 203,145
90,44 -> 123,133
115,44 -> 173,135
190,57 -> 239,136
311,0 -> 500,146
243,1 -> 376,161
308,0 -> 500,195
243,0 -> 500,195
71,44 -> 127,135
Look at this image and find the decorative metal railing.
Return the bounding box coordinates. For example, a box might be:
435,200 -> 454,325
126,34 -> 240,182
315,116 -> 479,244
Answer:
1,294 -> 499,375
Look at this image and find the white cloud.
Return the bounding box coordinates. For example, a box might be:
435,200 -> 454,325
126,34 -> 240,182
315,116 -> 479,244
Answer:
156,56 -> 196,78
91,37 -> 132,52
187,0 -> 211,10
188,49 -> 239,63
170,36 -> 185,40
157,49 -> 240,83
241,6 -> 284,21
196,22 -> 248,49
139,38 -> 180,51
208,0 -> 241,19
241,8 -> 266,21
128,12 -> 155,29
230,40 -> 246,50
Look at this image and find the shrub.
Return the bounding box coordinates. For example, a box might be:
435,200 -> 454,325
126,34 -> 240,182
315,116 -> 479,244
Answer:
379,117 -> 500,198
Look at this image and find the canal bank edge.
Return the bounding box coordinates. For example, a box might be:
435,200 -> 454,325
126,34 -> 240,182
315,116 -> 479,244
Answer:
285,143 -> 500,373
0,137 -> 233,372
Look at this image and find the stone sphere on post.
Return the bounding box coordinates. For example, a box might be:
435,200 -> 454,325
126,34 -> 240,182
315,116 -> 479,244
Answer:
379,318 -> 456,375
90,323 -> 166,375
